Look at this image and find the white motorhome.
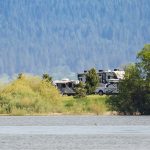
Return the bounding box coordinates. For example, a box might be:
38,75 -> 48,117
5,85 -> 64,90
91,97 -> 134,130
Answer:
95,82 -> 119,95
78,69 -> 125,95
78,69 -> 124,84
53,79 -> 79,96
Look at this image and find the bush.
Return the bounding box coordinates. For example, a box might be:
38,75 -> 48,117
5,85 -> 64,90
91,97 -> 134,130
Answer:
106,45 -> 150,115
85,68 -> 99,94
0,74 -> 62,115
74,82 -> 87,98
62,95 -> 107,115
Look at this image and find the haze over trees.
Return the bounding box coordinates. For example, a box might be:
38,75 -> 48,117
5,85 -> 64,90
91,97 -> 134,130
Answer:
0,0 -> 150,79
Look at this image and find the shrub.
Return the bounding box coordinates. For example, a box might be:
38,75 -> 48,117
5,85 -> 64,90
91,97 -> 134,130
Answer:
106,45 -> 150,115
85,68 -> 99,94
74,82 -> 87,98
0,74 -> 62,115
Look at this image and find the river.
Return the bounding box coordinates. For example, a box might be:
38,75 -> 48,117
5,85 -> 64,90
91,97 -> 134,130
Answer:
0,116 -> 150,150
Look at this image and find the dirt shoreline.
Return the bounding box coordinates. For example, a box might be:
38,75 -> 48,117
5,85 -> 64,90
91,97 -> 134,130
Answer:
0,111 -> 117,116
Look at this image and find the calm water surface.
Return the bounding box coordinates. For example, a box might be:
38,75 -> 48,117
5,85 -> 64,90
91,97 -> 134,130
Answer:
0,116 -> 150,150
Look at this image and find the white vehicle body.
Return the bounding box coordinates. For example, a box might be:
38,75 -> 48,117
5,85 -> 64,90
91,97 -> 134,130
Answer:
95,85 -> 106,95
53,79 -> 79,95
78,69 -> 125,84
95,82 -> 119,95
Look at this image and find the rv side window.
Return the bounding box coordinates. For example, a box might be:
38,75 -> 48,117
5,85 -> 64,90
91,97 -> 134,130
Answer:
79,78 -> 82,81
62,84 -> 66,88
68,82 -> 73,88
56,83 -> 60,88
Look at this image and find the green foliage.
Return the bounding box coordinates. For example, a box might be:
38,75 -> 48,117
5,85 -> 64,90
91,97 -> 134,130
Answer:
42,74 -> 52,82
137,44 -> 150,92
0,74 -> 109,115
85,68 -> 99,94
106,45 -> 150,115
17,73 -> 24,79
0,74 -> 62,115
62,95 -> 107,115
74,82 -> 87,98
0,74 -> 108,115
106,64 -> 142,114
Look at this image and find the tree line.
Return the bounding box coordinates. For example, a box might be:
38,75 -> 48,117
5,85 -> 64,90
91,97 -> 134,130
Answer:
75,44 -> 150,115
106,44 -> 150,115
14,44 -> 150,115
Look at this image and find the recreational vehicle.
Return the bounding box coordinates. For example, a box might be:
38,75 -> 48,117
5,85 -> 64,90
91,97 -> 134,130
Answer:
53,79 -> 79,96
78,69 -> 124,95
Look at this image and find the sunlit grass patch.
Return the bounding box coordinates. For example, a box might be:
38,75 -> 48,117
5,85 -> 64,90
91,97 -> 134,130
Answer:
62,95 -> 108,115
0,75 -> 108,116
0,74 -> 62,115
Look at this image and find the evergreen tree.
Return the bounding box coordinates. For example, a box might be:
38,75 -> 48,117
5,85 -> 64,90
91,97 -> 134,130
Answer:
42,74 -> 52,83
17,73 -> 26,80
106,44 -> 150,115
137,44 -> 150,85
74,82 -> 87,98
85,68 -> 99,94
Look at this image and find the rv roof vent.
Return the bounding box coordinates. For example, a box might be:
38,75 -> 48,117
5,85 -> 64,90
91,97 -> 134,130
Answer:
62,78 -> 69,81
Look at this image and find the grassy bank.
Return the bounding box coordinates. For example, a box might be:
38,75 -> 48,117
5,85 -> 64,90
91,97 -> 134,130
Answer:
61,95 -> 108,115
0,75 -> 108,115
0,95 -> 108,116
0,75 -> 62,115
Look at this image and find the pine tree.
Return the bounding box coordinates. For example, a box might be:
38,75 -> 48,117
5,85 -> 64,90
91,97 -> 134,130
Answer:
74,82 -> 87,98
85,68 -> 99,94
42,74 -> 52,83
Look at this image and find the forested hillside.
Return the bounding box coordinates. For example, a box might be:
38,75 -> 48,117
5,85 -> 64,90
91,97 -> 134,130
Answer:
0,0 -> 150,79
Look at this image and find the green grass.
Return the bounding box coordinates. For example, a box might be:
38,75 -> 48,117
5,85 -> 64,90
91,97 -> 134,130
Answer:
0,75 -> 62,115
61,95 -> 108,115
0,75 -> 109,115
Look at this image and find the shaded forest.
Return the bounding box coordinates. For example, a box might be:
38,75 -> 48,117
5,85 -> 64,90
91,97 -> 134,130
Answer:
0,0 -> 150,79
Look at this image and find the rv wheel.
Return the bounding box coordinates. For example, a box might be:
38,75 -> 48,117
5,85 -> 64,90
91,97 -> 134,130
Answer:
98,90 -> 103,95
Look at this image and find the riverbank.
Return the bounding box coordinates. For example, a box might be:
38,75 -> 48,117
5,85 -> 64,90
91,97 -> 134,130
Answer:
61,95 -> 108,115
0,75 -> 110,116
0,95 -> 109,116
